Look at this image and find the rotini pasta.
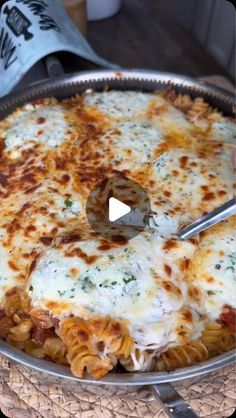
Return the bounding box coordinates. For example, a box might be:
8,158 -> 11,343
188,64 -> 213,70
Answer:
0,285 -> 235,376
154,323 -> 235,372
43,337 -> 68,365
59,317 -> 134,378
173,94 -> 193,113
24,340 -> 46,359
188,97 -> 209,120
166,90 -> 221,131
4,287 -> 23,317
201,322 -> 224,354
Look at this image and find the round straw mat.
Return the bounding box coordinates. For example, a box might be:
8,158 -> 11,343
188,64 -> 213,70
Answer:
0,354 -> 235,418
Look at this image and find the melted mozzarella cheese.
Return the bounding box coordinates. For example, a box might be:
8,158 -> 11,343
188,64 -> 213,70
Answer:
148,99 -> 192,135
101,120 -> 163,168
146,209 -> 190,236
209,118 -> 236,144
0,227 -> 22,297
0,101 -> 70,154
84,91 -> 157,119
186,217 -> 236,320
0,187 -> 85,300
148,147 -> 234,221
28,226 -> 198,349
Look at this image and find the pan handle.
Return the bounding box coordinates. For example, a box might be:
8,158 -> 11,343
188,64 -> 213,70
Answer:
44,55 -> 65,78
151,383 -> 198,418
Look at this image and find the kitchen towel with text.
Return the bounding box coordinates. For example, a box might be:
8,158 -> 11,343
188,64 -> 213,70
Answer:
0,0 -> 119,97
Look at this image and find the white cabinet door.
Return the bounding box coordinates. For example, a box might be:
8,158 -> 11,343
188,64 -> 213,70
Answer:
193,0 -> 215,44
171,0 -> 235,78
205,0 -> 235,68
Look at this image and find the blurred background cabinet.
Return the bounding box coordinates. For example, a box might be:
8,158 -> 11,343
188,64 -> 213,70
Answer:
168,0 -> 235,79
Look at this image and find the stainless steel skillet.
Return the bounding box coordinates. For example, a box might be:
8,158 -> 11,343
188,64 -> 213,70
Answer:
0,70 -> 235,417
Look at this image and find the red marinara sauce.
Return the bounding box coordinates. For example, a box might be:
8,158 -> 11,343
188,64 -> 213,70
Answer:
220,305 -> 236,331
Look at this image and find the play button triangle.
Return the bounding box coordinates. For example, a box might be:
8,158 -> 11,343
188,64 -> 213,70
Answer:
109,197 -> 131,222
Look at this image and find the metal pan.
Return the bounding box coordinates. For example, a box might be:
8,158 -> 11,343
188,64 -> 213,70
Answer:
0,70 -> 235,417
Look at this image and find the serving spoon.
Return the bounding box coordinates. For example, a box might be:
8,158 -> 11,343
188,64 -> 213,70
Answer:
178,198 -> 236,240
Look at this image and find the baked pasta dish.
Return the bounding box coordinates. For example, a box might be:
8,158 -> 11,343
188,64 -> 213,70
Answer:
0,88 -> 235,379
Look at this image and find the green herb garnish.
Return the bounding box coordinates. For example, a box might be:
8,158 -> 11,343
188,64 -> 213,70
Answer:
207,290 -> 223,296
81,276 -> 95,292
58,290 -> 66,296
123,273 -> 137,285
64,199 -> 73,208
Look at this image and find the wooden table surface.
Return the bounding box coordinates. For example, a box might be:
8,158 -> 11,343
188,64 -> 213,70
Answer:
86,0 -> 232,80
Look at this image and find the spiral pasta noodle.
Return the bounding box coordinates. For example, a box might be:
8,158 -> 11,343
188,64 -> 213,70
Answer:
0,285 -> 235,378
202,322 -> 235,354
154,322 -> 235,372
6,318 -> 33,349
201,322 -> 224,354
0,287 -> 66,360
188,97 -> 209,120
173,94 -> 193,113
165,91 -> 221,130
43,337 -> 68,365
24,339 -> 46,359
187,97 -> 211,131
4,287 -> 24,317
59,316 -> 134,379
154,340 -> 209,372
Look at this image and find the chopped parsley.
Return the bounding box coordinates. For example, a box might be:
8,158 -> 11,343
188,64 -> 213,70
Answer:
84,305 -> 95,312
163,174 -> 171,182
108,255 -> 115,260
81,276 -> 95,292
29,285 -> 33,291
58,290 -> 66,296
123,273 -> 137,285
64,199 -> 73,208
207,290 -> 223,296
226,253 -> 236,273
99,280 -> 117,289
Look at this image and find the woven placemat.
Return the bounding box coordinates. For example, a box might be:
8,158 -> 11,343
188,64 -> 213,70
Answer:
0,354 -> 235,418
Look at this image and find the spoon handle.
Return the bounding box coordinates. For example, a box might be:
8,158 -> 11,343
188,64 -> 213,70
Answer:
152,383 -> 198,418
178,198 -> 236,240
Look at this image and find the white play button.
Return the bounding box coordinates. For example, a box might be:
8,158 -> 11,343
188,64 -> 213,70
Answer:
86,175 -> 151,241
109,197 -> 131,222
